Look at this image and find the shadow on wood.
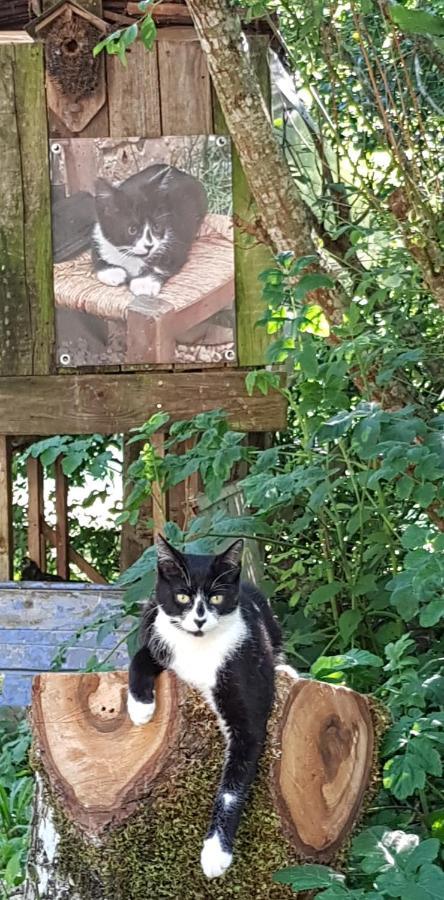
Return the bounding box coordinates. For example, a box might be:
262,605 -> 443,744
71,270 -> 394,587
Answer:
25,670 -> 385,900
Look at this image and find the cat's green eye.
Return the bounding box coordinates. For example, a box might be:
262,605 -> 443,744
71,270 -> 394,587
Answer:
210,594 -> 224,606
176,593 -> 190,605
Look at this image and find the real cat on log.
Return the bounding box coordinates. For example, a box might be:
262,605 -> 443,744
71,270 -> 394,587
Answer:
128,536 -> 286,880
92,164 -> 208,298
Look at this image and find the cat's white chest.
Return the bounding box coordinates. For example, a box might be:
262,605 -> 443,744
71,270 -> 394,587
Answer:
153,608 -> 247,694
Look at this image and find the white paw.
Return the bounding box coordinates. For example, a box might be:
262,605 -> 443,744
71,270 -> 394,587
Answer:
130,274 -> 163,298
201,833 -> 233,879
127,691 -> 155,726
97,267 -> 127,287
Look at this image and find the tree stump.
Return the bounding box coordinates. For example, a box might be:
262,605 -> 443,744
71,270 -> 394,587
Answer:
24,670 -> 385,900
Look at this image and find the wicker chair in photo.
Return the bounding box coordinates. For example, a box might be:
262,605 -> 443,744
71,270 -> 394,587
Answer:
53,214 -> 235,365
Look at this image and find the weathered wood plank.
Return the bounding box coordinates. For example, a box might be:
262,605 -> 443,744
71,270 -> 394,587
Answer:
158,38 -> 212,134
55,457 -> 69,579
0,371 -> 287,433
27,457 -> 46,568
0,437 -> 13,580
107,41 -> 161,137
0,38 -> 54,376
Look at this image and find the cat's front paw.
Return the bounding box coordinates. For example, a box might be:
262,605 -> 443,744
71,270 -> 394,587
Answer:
130,275 -> 163,298
127,691 -> 155,726
200,833 -> 233,879
97,267 -> 127,287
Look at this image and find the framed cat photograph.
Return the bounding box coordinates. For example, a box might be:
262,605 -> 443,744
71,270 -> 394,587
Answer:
50,135 -> 236,367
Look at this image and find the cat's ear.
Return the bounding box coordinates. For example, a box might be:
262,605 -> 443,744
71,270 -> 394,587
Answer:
211,540 -> 244,585
94,178 -> 116,203
155,535 -> 190,583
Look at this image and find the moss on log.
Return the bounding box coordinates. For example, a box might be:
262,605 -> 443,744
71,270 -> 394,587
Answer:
25,671 -> 388,900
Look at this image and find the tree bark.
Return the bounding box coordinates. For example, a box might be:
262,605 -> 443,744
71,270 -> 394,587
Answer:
25,670 -> 385,900
186,0 -> 344,324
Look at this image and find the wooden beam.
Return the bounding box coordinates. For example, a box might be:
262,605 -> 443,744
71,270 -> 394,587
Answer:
42,522 -> 107,584
0,437 -> 13,581
55,457 -> 69,579
0,372 -> 287,434
27,457 -> 46,568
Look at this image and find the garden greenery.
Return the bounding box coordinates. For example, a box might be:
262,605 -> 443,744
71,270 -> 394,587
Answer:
2,0 -> 444,894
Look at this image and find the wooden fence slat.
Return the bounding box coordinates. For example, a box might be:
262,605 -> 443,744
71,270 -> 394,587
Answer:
55,457 -> 69,579
0,437 -> 13,580
107,41 -> 162,137
120,437 -> 154,572
0,38 -> 54,377
158,38 -> 212,134
27,457 -> 46,568
0,372 -> 286,434
42,522 -> 107,584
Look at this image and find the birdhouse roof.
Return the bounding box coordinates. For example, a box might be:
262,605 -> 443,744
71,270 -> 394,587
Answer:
27,0 -> 108,37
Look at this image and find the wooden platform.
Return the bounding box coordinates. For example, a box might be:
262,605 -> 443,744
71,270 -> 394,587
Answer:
0,583 -> 128,707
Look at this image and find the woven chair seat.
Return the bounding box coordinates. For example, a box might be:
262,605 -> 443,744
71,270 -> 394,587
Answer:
54,214 -> 234,322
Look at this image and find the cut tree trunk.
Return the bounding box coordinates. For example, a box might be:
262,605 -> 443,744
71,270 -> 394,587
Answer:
24,670 -> 386,900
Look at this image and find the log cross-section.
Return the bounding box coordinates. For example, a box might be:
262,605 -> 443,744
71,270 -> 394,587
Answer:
31,670 -> 180,834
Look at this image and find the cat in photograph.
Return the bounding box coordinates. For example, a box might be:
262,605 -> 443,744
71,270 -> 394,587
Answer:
127,536 -> 285,880
92,164 -> 208,298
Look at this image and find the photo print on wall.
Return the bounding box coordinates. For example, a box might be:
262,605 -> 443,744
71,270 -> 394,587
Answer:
50,135 -> 236,367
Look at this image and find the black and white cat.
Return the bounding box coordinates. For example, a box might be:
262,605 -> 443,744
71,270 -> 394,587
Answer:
92,164 -> 207,298
128,536 -> 286,880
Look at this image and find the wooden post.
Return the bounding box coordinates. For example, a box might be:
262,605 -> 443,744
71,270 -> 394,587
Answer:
55,457 -> 69,579
27,457 -> 46,569
120,437 -> 155,572
25,671 -> 384,899
0,32 -> 54,377
0,437 -> 13,580
151,433 -> 167,537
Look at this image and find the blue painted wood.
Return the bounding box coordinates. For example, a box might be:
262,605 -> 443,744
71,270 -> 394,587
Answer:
0,583 -> 136,708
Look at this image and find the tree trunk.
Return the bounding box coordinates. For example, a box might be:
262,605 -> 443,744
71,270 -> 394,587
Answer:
24,670 -> 386,900
186,0 -> 344,324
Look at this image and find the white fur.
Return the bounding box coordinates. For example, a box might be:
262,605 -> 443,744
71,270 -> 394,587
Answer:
127,690 -> 155,726
223,791 -> 237,809
201,833 -> 233,879
130,274 -> 163,298
132,224 -> 162,257
93,224 -> 145,278
154,606 -> 247,695
97,266 -> 127,286
276,663 -> 299,679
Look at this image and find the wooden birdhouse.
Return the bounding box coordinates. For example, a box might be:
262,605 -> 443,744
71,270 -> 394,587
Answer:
27,0 -> 107,133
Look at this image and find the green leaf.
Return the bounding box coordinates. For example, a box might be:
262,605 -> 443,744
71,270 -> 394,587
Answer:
311,649 -> 383,678
140,14 -> 157,50
338,609 -> 363,643
389,4 -> 444,37
307,581 -> 342,608
273,863 -> 345,889
122,23 -> 138,47
425,808 -> 444,843
420,601 -> 444,627
298,338 -> 319,378
400,864 -> 444,900
401,524 -> 428,549
295,273 -> 334,300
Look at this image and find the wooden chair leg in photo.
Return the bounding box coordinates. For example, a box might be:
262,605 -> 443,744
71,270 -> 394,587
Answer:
126,297 -> 176,364
0,436 -> 13,581
27,456 -> 46,569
